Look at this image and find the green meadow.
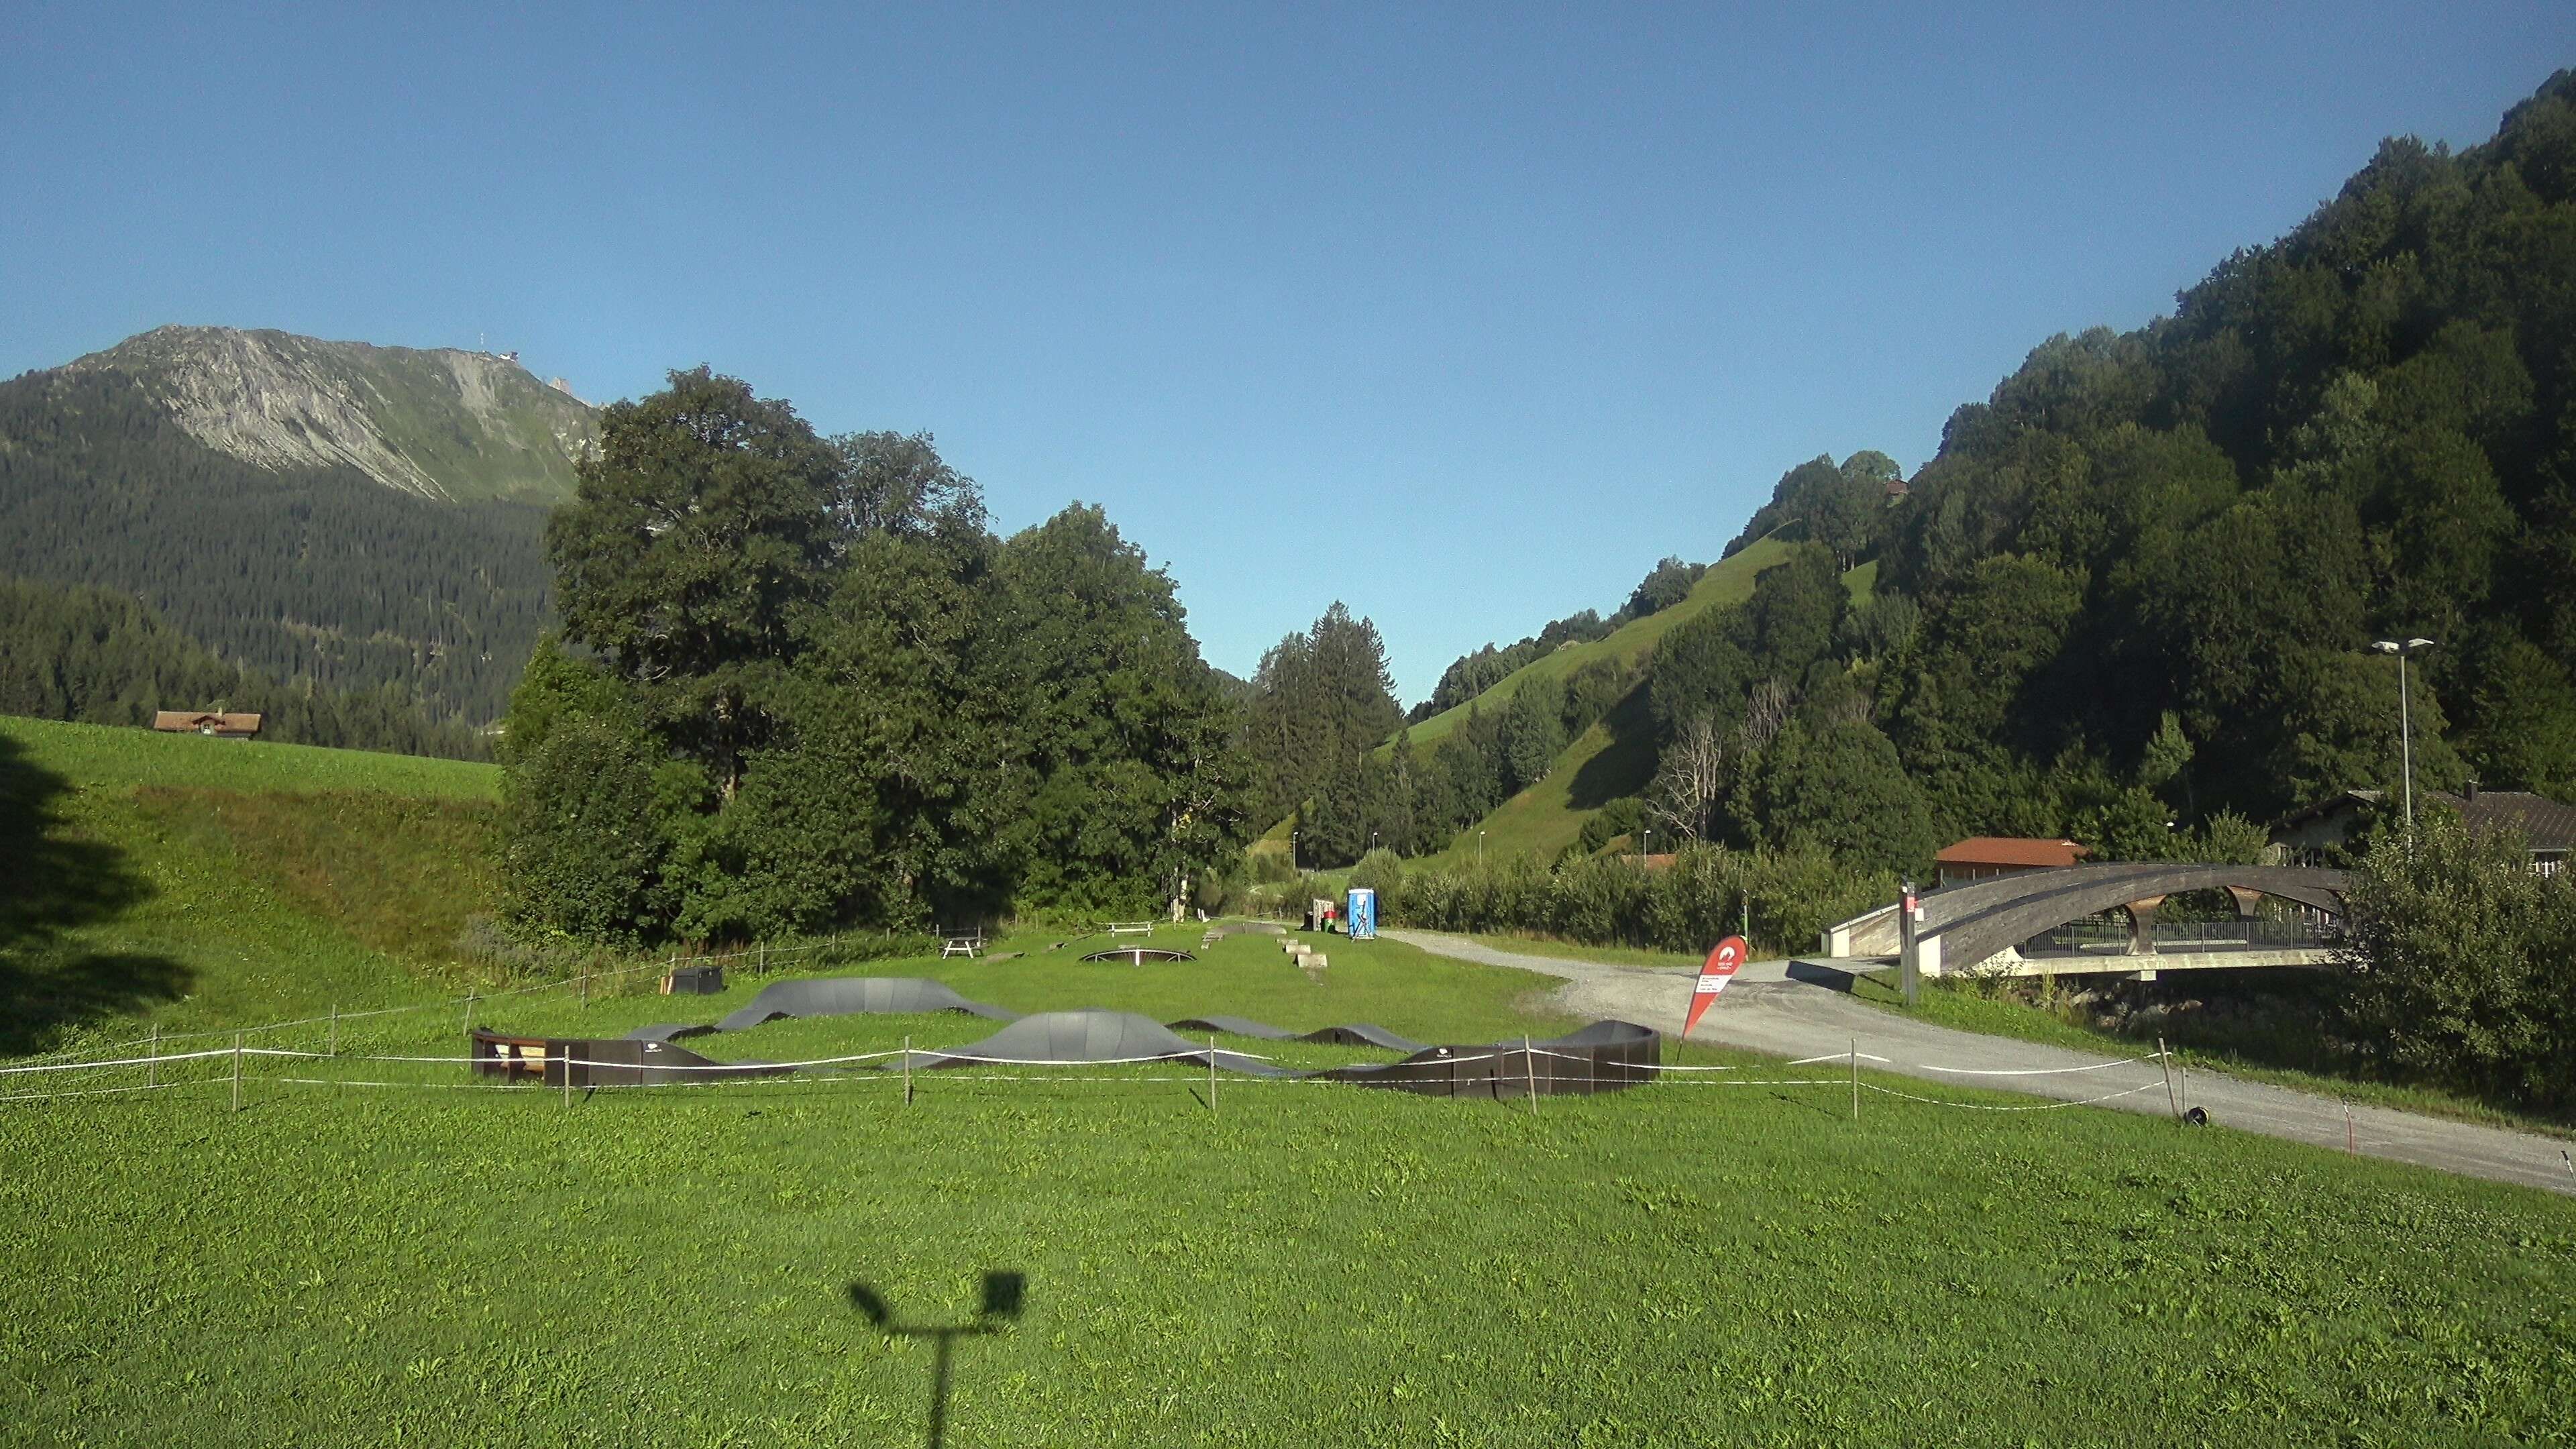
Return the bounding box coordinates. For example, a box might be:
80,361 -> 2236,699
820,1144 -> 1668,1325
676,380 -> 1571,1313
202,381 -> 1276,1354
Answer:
5,715 -> 2574,1446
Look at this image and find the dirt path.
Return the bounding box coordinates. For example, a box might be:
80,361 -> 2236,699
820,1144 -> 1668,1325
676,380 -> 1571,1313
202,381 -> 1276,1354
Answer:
1388,929 -> 2576,1197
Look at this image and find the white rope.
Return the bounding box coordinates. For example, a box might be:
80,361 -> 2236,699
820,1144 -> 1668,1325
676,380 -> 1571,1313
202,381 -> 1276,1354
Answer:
1911,1055 -> 2159,1077
1862,1080 -> 2167,1112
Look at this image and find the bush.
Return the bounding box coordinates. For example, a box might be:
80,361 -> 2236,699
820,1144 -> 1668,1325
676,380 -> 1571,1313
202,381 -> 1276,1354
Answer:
2337,809 -> 2576,1110
1384,841 -> 1892,957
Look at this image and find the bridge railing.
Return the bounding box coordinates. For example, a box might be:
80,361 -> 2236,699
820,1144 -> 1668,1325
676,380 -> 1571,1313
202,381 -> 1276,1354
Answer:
2019,915 -> 2339,958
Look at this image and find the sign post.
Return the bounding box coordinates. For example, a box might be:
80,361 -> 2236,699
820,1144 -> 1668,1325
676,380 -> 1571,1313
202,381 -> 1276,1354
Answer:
1898,880 -> 1921,1007
1682,936 -> 1748,1040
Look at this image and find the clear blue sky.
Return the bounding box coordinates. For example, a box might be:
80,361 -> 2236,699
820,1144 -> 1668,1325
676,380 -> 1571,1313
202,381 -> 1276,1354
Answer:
5,3 -> 2569,702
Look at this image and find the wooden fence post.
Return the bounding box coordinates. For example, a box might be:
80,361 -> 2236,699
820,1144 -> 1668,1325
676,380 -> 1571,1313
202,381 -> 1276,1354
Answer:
1523,1036 -> 1538,1116
329,1004 -> 339,1058
1849,1038 -> 1860,1122
230,1032 -> 243,1114
903,1035 -> 913,1106
2157,1036 -> 2180,1121
147,1025 -> 158,1089
1209,1035 -> 1219,1116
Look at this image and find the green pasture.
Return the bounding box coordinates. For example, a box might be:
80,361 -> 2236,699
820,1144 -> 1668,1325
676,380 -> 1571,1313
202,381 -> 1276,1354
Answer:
6,967 -> 2574,1446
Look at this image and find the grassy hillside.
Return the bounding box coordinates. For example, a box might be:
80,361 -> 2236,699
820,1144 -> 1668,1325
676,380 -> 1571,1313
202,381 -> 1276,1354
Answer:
1426,550 -> 1877,863
0,716 -> 502,1055
1398,535 -> 1792,750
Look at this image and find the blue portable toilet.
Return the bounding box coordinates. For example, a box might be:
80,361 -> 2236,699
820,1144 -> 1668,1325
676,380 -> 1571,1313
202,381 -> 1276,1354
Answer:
1345,887 -> 1377,941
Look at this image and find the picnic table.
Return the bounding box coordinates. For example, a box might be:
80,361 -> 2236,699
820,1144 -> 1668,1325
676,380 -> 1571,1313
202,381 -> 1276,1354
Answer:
1106,922 -> 1155,937
939,930 -> 985,959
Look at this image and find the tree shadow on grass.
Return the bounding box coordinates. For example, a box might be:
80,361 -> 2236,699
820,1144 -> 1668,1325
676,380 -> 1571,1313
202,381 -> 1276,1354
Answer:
1564,683 -> 1660,810
0,731 -> 191,1053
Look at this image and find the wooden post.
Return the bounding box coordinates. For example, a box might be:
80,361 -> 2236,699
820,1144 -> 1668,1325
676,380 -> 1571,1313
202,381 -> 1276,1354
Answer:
562,1049 -> 574,1110
1209,1035 -> 1219,1116
328,1004 -> 339,1057
581,963 -> 590,1010
1849,1038 -> 1859,1123
230,1032 -> 243,1114
2157,1036 -> 2180,1120
2178,1057 -> 2190,1118
2344,1100 -> 2355,1155
1523,1035 -> 1538,1116
147,1025 -> 158,1089
462,994 -> 476,1040
903,1035 -> 913,1106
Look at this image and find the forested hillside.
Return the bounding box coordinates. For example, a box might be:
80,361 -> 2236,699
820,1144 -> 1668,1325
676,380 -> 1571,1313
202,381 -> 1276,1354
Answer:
0,328 -> 594,729
1253,69 -> 2576,875
0,577 -> 485,758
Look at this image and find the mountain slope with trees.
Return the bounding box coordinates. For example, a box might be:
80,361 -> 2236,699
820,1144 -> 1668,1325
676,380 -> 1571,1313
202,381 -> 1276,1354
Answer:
1415,70 -> 2576,879
0,328 -> 598,729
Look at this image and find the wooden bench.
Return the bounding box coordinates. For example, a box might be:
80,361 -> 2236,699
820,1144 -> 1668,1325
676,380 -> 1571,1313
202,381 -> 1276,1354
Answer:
1106,922 -> 1154,937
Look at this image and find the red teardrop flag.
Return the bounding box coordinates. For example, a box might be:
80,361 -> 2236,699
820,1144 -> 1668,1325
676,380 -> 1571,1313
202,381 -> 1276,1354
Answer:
1684,935 -> 1747,1038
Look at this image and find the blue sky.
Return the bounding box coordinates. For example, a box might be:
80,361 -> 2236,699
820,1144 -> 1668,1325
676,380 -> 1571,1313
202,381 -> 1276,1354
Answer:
4,3 -> 2569,702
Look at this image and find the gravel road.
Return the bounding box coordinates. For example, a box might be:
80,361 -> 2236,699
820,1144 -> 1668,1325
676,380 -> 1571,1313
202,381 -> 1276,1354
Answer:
1387,929 -> 2576,1197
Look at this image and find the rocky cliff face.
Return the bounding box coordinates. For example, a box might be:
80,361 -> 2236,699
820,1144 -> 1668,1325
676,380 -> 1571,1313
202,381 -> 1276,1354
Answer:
64,326 -> 598,504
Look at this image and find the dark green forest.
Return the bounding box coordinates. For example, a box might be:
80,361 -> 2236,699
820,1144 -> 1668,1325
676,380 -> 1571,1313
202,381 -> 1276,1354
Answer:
0,368 -> 553,726
500,370 -> 1249,943
1250,70 -> 2576,873
0,576 -> 486,758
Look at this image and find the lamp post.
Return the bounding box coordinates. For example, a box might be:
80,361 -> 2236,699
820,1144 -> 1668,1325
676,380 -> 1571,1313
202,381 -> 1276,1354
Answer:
1479,830 -> 1486,863
2371,638 -> 2437,831
1641,828 -> 1652,861
1291,830 -> 1299,872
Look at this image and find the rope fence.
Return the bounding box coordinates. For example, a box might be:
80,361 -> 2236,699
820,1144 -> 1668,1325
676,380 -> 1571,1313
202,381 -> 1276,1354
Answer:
0,1032 -> 2198,1125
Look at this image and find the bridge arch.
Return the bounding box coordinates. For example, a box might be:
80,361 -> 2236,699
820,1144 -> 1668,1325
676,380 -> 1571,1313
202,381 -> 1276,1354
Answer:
1882,863 -> 2349,977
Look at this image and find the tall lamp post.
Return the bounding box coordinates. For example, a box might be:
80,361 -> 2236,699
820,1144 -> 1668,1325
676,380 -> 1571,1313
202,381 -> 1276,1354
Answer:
2371,637 -> 2437,830
1290,830 -> 1299,872
1479,830 -> 1486,863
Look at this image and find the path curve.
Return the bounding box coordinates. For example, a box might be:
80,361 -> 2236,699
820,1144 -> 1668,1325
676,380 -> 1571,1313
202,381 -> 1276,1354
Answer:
1388,929 -> 2576,1197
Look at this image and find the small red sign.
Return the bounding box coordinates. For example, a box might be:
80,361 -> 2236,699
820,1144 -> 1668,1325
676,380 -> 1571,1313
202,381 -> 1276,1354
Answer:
1683,936 -> 1747,1038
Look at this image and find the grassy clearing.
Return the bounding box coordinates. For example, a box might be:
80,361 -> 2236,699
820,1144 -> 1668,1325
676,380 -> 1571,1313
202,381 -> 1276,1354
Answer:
1847,973 -> 2576,1139
7,965 -> 2574,1445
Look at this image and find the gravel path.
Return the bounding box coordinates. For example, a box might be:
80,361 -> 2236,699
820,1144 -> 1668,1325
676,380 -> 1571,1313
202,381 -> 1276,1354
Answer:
1388,929 -> 2576,1197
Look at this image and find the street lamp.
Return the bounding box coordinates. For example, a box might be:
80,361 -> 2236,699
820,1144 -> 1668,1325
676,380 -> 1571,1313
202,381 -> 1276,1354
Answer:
1478,830 -> 1487,863
1290,830 -> 1299,872
1641,828 -> 1652,860
2371,637 -> 2438,830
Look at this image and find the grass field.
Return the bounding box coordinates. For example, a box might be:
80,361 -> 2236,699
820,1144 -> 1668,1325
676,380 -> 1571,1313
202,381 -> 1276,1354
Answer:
7,939 -> 2574,1446
11,712 -> 2576,1444
0,716 -> 505,1056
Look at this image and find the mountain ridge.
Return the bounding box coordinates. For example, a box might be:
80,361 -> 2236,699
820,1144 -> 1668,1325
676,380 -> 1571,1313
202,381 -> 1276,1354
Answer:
61,325 -> 596,504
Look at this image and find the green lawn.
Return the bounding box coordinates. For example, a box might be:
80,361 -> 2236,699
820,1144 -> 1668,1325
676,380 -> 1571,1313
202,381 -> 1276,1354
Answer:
7,963 -> 2573,1445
